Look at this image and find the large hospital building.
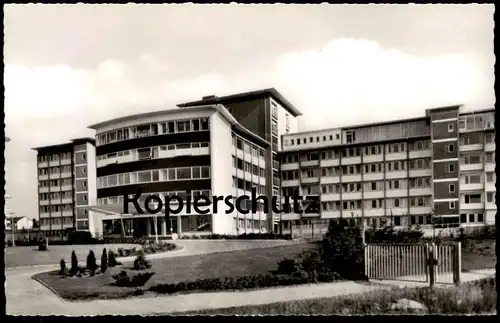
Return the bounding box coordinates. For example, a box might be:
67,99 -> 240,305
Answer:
32,89 -> 495,240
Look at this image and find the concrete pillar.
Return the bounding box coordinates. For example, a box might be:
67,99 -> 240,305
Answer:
162,218 -> 167,236
177,216 -> 182,233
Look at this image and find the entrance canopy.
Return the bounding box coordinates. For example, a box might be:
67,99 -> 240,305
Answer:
86,204 -> 163,219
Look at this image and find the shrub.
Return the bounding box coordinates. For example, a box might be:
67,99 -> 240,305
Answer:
112,270 -> 155,287
321,219 -> 366,280
86,250 -> 98,272
38,239 -> 48,251
70,251 -> 79,276
101,248 -> 108,273
108,250 -> 121,267
59,259 -> 67,276
133,251 -> 152,270
365,226 -> 424,244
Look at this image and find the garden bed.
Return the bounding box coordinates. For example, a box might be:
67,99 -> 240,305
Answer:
33,243 -> 316,301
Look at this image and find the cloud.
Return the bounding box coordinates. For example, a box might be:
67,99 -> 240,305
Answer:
3,38 -> 495,219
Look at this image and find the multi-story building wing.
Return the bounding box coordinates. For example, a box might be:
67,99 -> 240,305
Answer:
86,104 -> 276,237
279,106 -> 495,231
32,138 -> 96,240
177,88 -> 302,231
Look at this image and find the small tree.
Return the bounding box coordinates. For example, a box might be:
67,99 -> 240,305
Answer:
101,248 -> 108,273
70,251 -> 78,276
59,259 -> 67,275
108,250 -> 120,267
86,250 -> 98,272
321,219 -> 365,280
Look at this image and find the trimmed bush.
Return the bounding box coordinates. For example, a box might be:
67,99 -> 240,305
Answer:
133,251 -> 152,270
86,250 -> 98,272
108,250 -> 121,267
112,270 -> 155,287
38,239 -> 48,251
365,226 -> 424,244
70,251 -> 78,276
59,259 -> 67,275
101,248 -> 108,273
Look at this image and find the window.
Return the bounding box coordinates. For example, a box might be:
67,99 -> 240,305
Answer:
394,199 -> 400,207
485,153 -> 494,163
464,194 -> 481,204
464,154 -> 481,164
448,144 -> 454,153
477,213 -> 484,222
486,192 -> 494,203
469,214 -> 475,223
460,214 -> 467,223
486,172 -> 494,182
137,171 -> 152,183
449,184 -> 455,193
448,164 -> 455,172
345,130 -> 355,144
448,123 -> 454,132
176,167 -> 192,180
449,201 -> 455,209
137,148 -> 151,160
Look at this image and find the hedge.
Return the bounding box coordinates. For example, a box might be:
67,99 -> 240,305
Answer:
180,233 -> 293,240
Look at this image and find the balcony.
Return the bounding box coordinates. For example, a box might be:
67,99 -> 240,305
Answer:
485,163 -> 495,172
461,203 -> 483,211
39,187 -> 49,193
320,159 -> 340,167
409,169 -> 432,177
49,160 -> 60,167
386,152 -> 407,161
363,173 -> 384,181
460,143 -> 483,152
281,213 -> 301,221
385,171 -> 407,180
409,206 -> 432,214
485,182 -> 495,191
484,143 -> 495,152
409,150 -> 432,159
342,192 -> 362,200
342,174 -> 362,183
460,163 -> 483,172
460,183 -> 483,191
281,163 -> 299,171
341,156 -> 361,165
364,209 -> 385,217
301,160 -> 319,168
281,179 -> 299,187
363,155 -> 383,163
321,211 -> 341,219
50,198 -> 62,205
60,158 -> 72,166
386,189 -> 408,198
38,161 -> 48,168
321,193 -> 340,201
363,190 -> 384,199
301,177 -> 319,184
62,198 -> 73,204
39,175 -> 49,181
409,188 -> 432,196
61,185 -> 72,191
39,200 -> 49,206
320,176 -> 340,184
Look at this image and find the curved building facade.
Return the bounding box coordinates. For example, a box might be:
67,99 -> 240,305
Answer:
87,104 -> 274,237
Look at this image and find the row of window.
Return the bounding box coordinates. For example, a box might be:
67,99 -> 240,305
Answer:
38,152 -> 73,163
97,190 -> 212,206
231,177 -> 267,195
285,133 -> 340,147
233,157 -> 266,177
39,204 -> 73,213
459,113 -> 495,131
96,118 -> 210,146
39,178 -> 74,187
39,217 -> 73,226
460,132 -> 495,145
97,166 -> 211,189
39,191 -> 73,201
38,165 -> 73,176
232,134 -> 266,158
322,197 -> 419,211
461,172 -> 496,184
96,142 -> 210,162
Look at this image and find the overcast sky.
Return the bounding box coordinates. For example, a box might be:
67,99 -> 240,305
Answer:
4,4 -> 495,219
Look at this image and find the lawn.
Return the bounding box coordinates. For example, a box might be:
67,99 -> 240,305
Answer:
461,240 -> 496,272
179,277 -> 496,315
5,244 -> 139,268
33,242 -> 316,301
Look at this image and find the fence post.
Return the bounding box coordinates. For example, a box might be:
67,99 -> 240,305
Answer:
364,243 -> 369,279
453,242 -> 462,285
427,243 -> 435,288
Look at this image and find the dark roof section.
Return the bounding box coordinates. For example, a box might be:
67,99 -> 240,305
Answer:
177,88 -> 303,117
425,104 -> 462,117
459,108 -> 495,116
343,116 -> 429,131
32,137 -> 95,153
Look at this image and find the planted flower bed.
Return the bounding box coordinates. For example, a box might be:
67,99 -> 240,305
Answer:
116,242 -> 177,257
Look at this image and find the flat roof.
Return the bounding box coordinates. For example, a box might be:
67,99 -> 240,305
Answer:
177,88 -> 303,117
31,137 -> 95,152
88,104 -> 270,148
